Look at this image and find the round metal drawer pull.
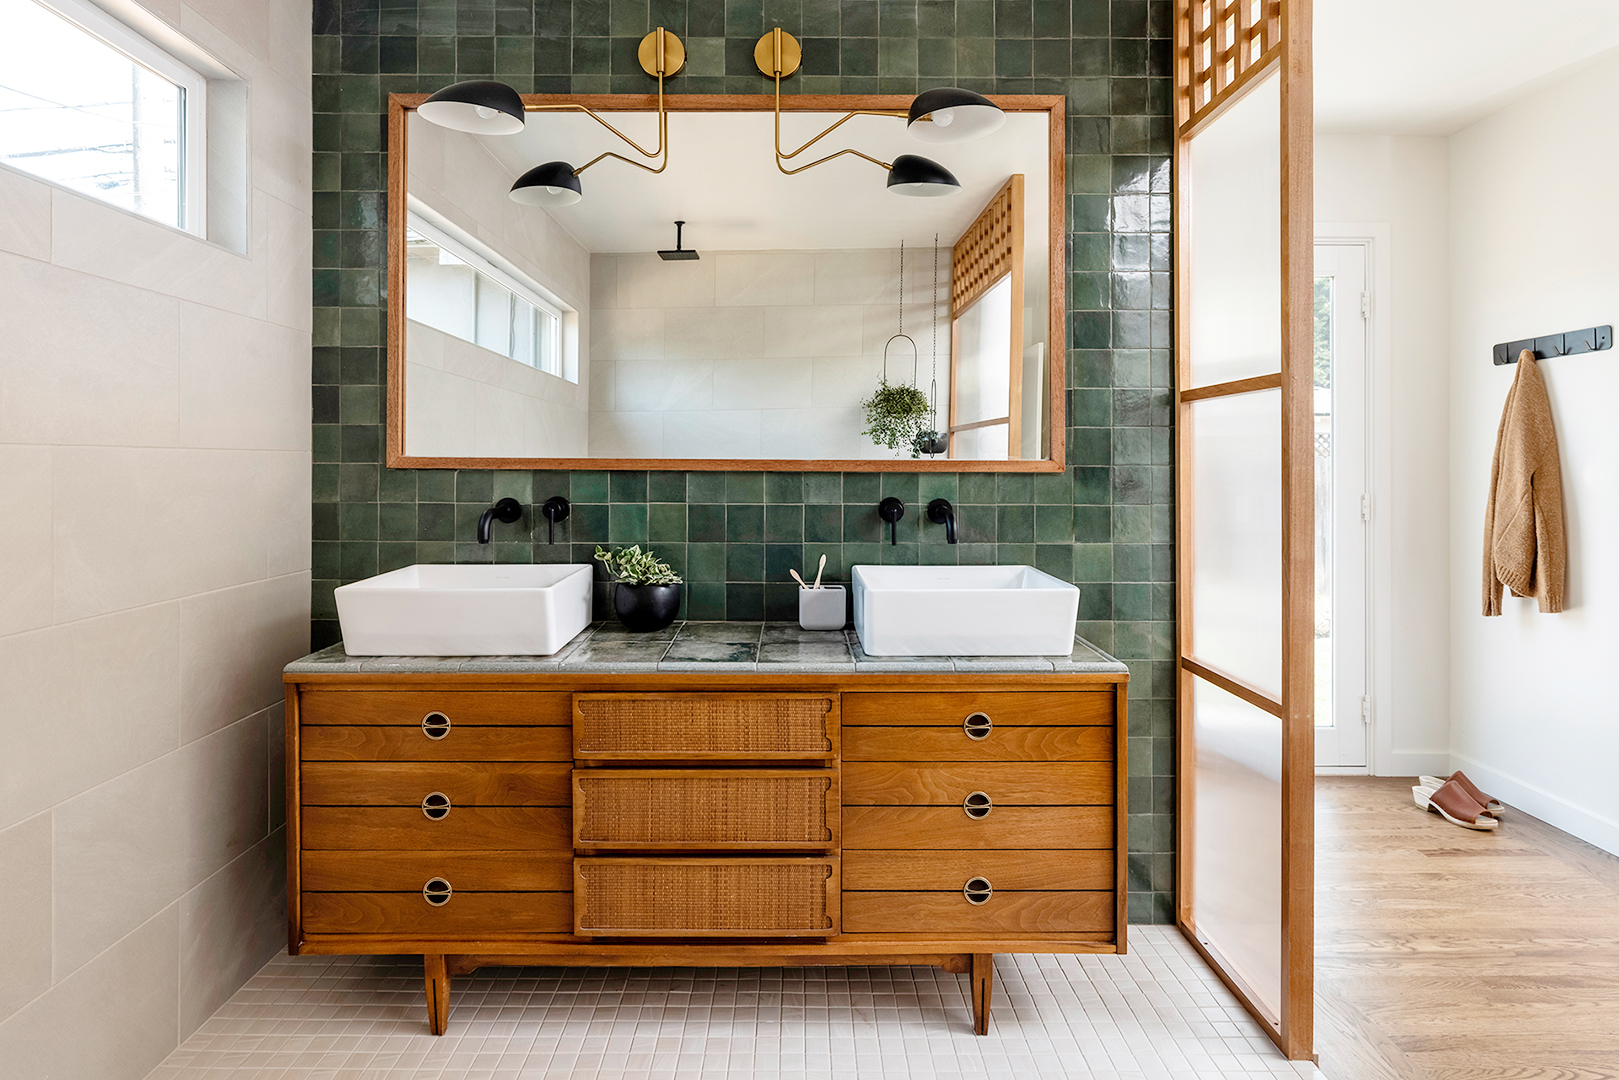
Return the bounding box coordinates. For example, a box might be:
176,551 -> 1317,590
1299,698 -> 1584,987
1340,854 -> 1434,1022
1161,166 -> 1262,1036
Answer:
963,790 -> 993,819
423,877 -> 453,906
421,712 -> 451,740
421,791 -> 451,820
963,876 -> 993,905
962,712 -> 992,740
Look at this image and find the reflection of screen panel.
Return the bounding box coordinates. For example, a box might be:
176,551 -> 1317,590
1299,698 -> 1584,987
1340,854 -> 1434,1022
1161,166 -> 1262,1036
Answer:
953,276 -> 1013,427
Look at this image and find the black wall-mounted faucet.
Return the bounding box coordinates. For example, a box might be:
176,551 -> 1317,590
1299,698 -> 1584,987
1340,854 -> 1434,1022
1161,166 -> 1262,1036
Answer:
878,497 -> 905,546
477,497 -> 523,544
927,498 -> 958,544
540,496 -> 570,544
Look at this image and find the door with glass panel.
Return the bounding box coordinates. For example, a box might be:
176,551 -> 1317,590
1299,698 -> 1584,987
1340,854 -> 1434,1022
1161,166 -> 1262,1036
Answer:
1172,0 -> 1313,1061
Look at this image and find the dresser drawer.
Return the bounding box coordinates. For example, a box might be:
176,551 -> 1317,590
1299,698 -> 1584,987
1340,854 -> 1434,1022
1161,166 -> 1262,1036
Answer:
843,692 -> 1113,726
302,807 -> 570,850
574,694 -> 837,761
842,850 -> 1114,891
574,770 -> 837,850
302,850 -> 573,892
843,762 -> 1113,806
303,891 -> 572,935
301,725 -> 572,762
842,890 -> 1113,935
302,762 -> 571,806
301,691 -> 571,726
842,726 -> 1113,762
574,857 -> 839,937
843,806 -> 1113,850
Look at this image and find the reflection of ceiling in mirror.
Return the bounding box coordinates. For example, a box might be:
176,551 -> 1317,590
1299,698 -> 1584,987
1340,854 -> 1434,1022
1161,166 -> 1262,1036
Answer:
446,110 -> 1050,254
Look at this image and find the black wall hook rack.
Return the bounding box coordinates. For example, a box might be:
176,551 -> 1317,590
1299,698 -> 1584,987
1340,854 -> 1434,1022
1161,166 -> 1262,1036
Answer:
1493,324 -> 1611,365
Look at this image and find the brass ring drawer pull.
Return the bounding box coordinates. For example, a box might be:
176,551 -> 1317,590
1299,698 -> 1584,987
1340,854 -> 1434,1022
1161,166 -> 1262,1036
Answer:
962,712 -> 992,740
421,711 -> 451,740
963,876 -> 993,905
421,791 -> 451,820
963,790 -> 993,819
422,877 -> 453,906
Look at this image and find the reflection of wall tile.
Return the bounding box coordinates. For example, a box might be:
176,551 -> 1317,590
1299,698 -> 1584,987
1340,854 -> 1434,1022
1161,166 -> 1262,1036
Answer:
762,305 -> 864,358
616,253 -> 716,309
590,308 -> 664,361
711,359 -> 813,410
615,360 -> 715,412
713,252 -> 816,306
663,307 -> 765,360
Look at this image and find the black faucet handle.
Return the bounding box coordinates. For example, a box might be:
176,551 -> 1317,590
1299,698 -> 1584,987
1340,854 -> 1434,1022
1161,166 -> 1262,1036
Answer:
541,496 -> 570,545
878,497 -> 905,546
927,498 -> 958,544
477,497 -> 525,544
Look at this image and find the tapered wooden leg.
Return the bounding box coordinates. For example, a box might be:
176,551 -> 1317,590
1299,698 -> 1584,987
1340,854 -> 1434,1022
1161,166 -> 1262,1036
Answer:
424,954 -> 451,1035
971,953 -> 994,1036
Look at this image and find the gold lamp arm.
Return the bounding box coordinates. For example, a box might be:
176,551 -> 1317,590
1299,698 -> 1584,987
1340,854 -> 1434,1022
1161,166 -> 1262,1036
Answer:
772,75 -> 905,163
528,28 -> 679,176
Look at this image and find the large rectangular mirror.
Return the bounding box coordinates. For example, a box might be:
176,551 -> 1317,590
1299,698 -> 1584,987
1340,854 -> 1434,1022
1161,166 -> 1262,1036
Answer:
386,93 -> 1065,471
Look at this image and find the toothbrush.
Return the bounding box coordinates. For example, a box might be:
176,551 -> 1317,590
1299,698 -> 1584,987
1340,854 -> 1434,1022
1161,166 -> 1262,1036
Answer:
812,554 -> 826,589
790,569 -> 810,589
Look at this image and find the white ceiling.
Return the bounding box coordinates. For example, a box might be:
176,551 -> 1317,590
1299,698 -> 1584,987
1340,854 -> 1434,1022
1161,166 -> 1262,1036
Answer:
1315,0 -> 1619,135
455,110 -> 1051,254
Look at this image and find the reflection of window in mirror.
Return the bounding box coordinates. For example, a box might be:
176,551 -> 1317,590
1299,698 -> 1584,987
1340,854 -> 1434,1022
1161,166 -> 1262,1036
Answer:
948,175 -> 1030,461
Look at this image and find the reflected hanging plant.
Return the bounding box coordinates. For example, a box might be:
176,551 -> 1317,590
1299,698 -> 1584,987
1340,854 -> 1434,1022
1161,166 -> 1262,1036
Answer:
860,378 -> 931,456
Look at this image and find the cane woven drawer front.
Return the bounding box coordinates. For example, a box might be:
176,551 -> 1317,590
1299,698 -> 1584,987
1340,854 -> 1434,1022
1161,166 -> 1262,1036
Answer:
573,694 -> 837,761
301,725 -> 572,762
303,891 -> 572,935
574,857 -> 839,937
843,806 -> 1113,850
842,725 -> 1113,762
842,692 -> 1112,727
574,770 -> 837,850
842,762 -> 1113,806
302,762 -> 572,806
841,850 -> 1114,891
302,807 -> 571,850
301,691 -> 571,726
842,890 -> 1114,935
302,850 -> 573,892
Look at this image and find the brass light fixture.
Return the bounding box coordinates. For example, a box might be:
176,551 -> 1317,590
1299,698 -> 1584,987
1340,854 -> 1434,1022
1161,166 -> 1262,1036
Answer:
416,28 -> 685,208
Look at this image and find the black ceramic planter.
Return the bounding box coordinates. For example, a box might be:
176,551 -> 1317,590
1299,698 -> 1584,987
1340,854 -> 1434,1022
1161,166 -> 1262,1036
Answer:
613,582 -> 681,633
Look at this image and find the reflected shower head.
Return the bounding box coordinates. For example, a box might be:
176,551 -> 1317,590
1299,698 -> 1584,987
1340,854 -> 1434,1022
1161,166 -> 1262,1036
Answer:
657,220 -> 699,261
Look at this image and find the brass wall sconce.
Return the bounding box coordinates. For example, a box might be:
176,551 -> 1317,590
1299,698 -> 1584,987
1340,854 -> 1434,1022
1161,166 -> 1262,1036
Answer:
415,28 -> 685,208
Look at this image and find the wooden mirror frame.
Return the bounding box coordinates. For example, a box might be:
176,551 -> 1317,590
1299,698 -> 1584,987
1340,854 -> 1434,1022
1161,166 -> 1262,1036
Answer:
385,92 -> 1066,472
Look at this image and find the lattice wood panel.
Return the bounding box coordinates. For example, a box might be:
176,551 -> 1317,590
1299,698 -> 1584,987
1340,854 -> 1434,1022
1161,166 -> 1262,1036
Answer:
574,858 -> 839,936
1176,0 -> 1282,133
574,770 -> 836,848
951,175 -> 1023,316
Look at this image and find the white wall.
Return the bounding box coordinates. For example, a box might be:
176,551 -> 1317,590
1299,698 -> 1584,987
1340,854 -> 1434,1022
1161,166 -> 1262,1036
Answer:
0,0 -> 311,1076
1447,52 -> 1619,854
1314,134 -> 1452,775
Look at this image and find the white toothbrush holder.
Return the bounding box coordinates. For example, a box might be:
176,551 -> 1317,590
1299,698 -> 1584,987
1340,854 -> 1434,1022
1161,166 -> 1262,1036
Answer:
798,586 -> 846,631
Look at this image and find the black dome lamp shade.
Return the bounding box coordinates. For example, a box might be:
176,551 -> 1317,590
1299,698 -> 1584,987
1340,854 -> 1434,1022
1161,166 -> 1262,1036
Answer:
510,161 -> 583,207
417,80 -> 526,135
906,87 -> 1005,144
887,154 -> 960,197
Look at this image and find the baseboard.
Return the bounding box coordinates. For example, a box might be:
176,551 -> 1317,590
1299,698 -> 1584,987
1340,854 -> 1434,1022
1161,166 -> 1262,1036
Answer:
1376,751 -> 1452,778
1316,766 -> 1370,776
1449,753 -> 1619,858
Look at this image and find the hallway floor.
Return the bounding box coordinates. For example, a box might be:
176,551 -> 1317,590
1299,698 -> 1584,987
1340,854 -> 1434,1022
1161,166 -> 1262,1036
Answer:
143,926 -> 1325,1079
1315,776 -> 1619,1079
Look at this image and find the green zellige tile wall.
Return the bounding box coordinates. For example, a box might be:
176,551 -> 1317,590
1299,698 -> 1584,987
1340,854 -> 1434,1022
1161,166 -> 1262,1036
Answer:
311,0 -> 1174,922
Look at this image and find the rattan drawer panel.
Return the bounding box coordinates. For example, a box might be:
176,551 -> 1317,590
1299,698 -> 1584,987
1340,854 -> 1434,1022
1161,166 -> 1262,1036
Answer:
303,891 -> 572,935
302,691 -> 570,726
302,807 -> 570,850
574,857 -> 839,937
574,770 -> 837,850
302,763 -> 571,806
842,850 -> 1115,892
301,851 -> 573,892
842,890 -> 1114,935
573,695 -> 837,761
842,726 -> 1113,762
843,692 -> 1112,726
842,762 -> 1113,806
843,806 -> 1113,850
301,725 -> 571,762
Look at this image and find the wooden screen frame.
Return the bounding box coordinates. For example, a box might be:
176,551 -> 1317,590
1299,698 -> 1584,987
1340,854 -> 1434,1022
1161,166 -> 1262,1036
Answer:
385,93 -> 1065,473
1172,0 -> 1314,1062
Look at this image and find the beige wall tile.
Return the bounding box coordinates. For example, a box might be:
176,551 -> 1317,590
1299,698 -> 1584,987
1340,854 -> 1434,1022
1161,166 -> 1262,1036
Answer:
713,252 -> 816,307
0,814 -> 52,1023
616,360 -> 714,412
180,714 -> 271,885
763,305 -> 864,358
180,573 -> 309,744
0,168 -> 51,260
663,307 -> 764,360
266,703 -> 286,832
590,308 -> 664,361
179,300 -> 310,451
266,196 -> 314,331
711,359 -> 813,410
179,829 -> 284,1038
617,252 -> 714,309
0,446 -> 53,638
814,250 -> 900,305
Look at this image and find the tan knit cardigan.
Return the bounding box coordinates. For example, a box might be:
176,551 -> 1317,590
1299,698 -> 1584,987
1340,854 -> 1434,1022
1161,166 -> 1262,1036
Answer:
1483,351 -> 1566,614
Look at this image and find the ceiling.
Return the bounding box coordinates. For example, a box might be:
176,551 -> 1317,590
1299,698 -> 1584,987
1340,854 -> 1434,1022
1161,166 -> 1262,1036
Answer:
1315,0 -> 1619,134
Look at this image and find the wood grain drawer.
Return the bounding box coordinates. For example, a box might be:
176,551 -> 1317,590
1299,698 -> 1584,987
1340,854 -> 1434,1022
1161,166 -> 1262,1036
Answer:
843,806 -> 1113,849
842,850 -> 1115,891
301,691 -> 570,726
843,762 -> 1113,806
843,726 -> 1113,762
842,890 -> 1113,935
574,694 -> 837,761
303,891 -> 572,934
574,857 -> 839,937
302,763 -> 571,806
301,851 -> 573,892
574,770 -> 837,850
301,725 -> 571,762
843,692 -> 1112,726
302,807 -> 570,850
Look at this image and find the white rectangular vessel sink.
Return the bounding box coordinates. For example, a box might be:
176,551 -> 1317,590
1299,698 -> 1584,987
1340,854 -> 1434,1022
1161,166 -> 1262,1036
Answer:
335,564 -> 593,656
852,564 -> 1080,656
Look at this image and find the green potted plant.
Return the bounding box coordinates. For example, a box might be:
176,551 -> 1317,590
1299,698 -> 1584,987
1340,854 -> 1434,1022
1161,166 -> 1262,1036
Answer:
860,377 -> 932,458
595,545 -> 683,632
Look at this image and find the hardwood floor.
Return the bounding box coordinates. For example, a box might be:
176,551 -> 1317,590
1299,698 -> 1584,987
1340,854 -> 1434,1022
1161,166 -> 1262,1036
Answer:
1316,776 -> 1619,1080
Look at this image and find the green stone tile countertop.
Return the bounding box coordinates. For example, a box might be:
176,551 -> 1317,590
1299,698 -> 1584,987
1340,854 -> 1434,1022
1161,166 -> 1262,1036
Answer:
285,621 -> 1128,675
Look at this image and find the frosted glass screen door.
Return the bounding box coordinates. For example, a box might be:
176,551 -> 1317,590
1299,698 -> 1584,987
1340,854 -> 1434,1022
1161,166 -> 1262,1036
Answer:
1172,0 -> 1313,1062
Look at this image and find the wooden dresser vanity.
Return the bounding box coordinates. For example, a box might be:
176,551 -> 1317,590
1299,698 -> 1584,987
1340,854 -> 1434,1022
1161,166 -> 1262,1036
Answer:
284,636 -> 1127,1035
